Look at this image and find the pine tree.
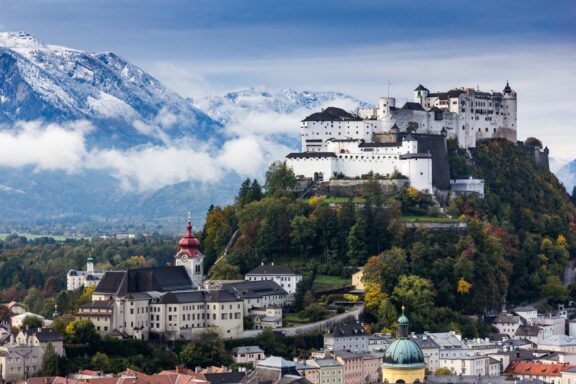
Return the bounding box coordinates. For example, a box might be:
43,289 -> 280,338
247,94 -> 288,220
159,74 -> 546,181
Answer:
250,179 -> 263,202
42,342 -> 59,376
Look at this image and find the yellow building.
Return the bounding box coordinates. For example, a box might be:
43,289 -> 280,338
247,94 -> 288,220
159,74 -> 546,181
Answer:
381,308 -> 426,384
351,269 -> 365,291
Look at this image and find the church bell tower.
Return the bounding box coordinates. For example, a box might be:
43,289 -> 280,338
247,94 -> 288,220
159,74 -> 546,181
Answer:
175,214 -> 204,288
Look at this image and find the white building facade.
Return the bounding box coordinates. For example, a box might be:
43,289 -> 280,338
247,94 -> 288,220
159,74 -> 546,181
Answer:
245,264 -> 302,295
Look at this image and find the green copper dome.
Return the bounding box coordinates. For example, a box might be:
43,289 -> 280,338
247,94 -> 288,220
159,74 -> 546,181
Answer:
382,308 -> 425,369
398,314 -> 409,325
382,338 -> 425,368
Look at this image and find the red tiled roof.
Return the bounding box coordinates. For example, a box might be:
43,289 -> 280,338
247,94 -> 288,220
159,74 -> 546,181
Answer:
505,362 -> 575,377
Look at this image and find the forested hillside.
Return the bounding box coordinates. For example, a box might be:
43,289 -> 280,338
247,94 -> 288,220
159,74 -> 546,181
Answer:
201,139 -> 576,334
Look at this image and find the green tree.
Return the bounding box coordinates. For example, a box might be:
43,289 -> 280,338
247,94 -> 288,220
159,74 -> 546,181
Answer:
377,299 -> 398,332
392,275 -> 436,331
179,330 -> 231,368
302,303 -> 328,322
42,342 -> 59,376
21,315 -> 43,330
51,314 -> 76,336
208,259 -> 243,280
264,161 -> 297,198
435,367 -> 454,376
541,275 -> 570,303
91,352 -> 111,372
290,215 -> 316,257
65,319 -> 99,345
255,328 -> 289,356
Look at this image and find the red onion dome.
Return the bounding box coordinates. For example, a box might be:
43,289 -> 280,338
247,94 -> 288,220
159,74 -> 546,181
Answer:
178,219 -> 200,250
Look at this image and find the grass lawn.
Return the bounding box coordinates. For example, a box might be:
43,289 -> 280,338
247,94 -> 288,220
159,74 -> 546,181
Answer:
0,233 -> 91,241
400,216 -> 462,223
283,313 -> 311,327
313,274 -> 350,287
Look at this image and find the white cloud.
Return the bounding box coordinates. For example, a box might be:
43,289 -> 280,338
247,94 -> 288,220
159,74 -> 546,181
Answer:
0,118 -> 294,192
0,121 -> 89,172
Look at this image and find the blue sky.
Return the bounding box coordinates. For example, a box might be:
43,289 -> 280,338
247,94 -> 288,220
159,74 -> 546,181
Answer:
1,0 -> 575,160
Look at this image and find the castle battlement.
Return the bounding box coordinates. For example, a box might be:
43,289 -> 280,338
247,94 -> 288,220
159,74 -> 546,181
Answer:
286,82 -> 515,192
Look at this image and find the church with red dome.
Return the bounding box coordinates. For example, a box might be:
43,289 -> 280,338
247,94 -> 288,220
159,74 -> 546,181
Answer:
175,215 -> 204,287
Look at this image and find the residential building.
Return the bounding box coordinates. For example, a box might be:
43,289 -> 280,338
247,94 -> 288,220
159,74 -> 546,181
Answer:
334,350 -> 363,384
234,346 -> 265,367
368,333 -> 393,357
250,306 -> 283,329
515,306 -> 539,323
439,354 -> 500,376
561,367 -> 576,384
516,325 -> 552,344
506,361 -> 574,384
11,312 -> 47,329
220,280 -> 288,315
494,313 -> 522,337
351,269 -> 365,291
0,328 -> 63,381
410,333 -> 441,372
241,356 -> 311,383
67,257 -> 107,291
245,264 -> 302,295
305,359 -> 344,384
4,301 -> 26,315
324,322 -> 368,352
539,335 -> 576,353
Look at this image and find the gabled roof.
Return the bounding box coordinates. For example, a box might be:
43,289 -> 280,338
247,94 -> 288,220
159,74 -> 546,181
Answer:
95,266 -> 194,296
402,102 -> 425,111
221,280 -> 287,299
246,265 -> 299,276
505,361 -> 574,377
326,322 -> 366,338
286,152 -> 337,159
414,84 -> 429,92
235,345 -> 264,354
302,107 -> 361,122
203,372 -> 245,384
23,327 -> 63,342
515,325 -> 541,337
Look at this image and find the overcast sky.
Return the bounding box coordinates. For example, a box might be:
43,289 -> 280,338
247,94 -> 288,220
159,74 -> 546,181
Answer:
1,0 -> 575,162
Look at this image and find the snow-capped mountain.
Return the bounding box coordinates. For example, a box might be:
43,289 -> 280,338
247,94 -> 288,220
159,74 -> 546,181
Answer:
0,32 -> 370,231
0,32 -> 220,147
194,87 -> 371,125
556,159 -> 576,193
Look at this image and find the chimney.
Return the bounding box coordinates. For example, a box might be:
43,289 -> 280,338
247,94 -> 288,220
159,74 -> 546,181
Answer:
195,366 -> 201,373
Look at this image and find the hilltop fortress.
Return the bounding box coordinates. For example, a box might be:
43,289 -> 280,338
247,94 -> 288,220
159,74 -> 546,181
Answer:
286,82 -> 518,193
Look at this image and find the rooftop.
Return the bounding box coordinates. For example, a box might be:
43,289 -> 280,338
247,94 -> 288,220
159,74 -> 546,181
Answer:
246,264 -> 299,276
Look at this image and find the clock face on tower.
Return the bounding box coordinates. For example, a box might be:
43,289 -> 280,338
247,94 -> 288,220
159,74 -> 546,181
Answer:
178,253 -> 189,263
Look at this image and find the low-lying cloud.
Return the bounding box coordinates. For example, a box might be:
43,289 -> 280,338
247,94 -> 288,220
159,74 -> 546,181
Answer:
0,117 -> 299,192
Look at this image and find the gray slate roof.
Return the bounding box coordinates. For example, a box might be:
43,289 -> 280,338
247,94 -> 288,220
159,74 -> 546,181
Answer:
246,265 -> 298,276
95,266 -> 194,296
221,280 -> 288,299
326,322 -> 367,338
